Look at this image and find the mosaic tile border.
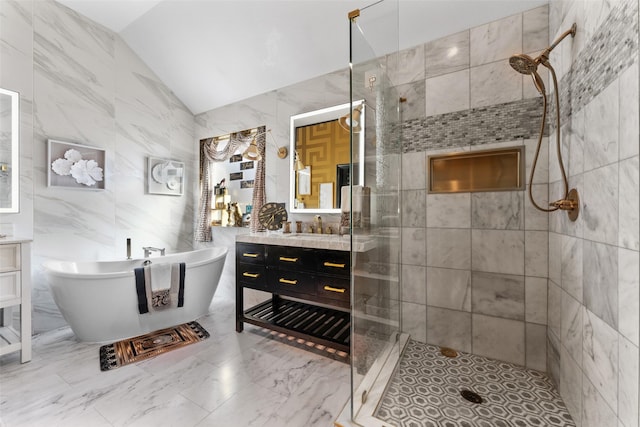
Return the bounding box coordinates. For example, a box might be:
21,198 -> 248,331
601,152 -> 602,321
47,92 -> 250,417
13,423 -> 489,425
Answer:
401,0 -> 638,154
402,98 -> 547,154
375,340 -> 575,427
555,0 -> 639,125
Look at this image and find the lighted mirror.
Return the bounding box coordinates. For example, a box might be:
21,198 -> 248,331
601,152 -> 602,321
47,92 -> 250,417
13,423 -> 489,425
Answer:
289,101 -> 365,213
0,88 -> 19,213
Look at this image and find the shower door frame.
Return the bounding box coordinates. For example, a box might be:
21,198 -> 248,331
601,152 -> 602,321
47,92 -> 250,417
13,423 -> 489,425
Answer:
345,0 -> 407,424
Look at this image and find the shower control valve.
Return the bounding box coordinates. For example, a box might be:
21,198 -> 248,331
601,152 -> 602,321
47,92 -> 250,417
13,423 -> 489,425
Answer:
549,188 -> 580,222
549,198 -> 578,210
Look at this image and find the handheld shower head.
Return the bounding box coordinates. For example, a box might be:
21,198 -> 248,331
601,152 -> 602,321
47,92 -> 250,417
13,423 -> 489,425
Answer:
509,54 -> 545,93
509,54 -> 546,94
508,23 -> 579,221
509,53 -> 537,75
510,23 -> 577,74
510,24 -> 576,95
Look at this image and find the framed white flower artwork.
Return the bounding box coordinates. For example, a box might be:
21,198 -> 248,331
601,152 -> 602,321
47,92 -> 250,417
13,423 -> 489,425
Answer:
48,139 -> 106,190
147,157 -> 184,196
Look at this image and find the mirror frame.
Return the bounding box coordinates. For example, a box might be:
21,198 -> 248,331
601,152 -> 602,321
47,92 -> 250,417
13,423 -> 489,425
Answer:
0,87 -> 20,214
289,101 -> 365,214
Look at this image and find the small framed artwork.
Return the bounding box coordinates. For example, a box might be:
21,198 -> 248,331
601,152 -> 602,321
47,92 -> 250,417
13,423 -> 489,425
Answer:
48,139 -> 106,190
229,154 -> 242,163
230,172 -> 243,181
241,180 -> 254,189
240,161 -> 254,170
148,157 -> 184,196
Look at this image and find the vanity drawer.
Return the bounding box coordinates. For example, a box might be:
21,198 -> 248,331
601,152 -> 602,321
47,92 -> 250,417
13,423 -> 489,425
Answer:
316,277 -> 350,303
236,243 -> 265,265
0,244 -> 20,273
0,271 -> 21,303
269,246 -> 315,271
316,250 -> 350,277
237,264 -> 269,291
269,270 -> 316,296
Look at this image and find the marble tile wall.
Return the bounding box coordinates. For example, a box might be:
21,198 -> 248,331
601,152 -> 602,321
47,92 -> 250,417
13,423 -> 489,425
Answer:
0,0 -> 35,238
546,1 -> 640,427
1,0 -> 197,334
397,5 -> 551,372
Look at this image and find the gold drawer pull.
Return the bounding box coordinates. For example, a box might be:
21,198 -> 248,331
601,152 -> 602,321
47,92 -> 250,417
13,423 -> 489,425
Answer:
323,285 -> 346,293
324,262 -> 346,268
279,278 -> 297,285
242,253 -> 259,258
242,272 -> 259,278
279,257 -> 298,262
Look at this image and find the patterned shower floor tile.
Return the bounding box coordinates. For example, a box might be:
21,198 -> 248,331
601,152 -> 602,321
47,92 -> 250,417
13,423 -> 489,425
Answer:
375,340 -> 576,427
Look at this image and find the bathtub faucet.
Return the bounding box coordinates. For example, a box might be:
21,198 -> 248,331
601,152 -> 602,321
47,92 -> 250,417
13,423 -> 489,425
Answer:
143,246 -> 165,257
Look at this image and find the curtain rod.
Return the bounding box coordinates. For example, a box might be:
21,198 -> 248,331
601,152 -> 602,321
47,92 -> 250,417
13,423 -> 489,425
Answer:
208,127 -> 261,143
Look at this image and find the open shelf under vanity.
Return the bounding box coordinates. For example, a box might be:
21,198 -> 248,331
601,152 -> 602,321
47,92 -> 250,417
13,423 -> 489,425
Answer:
243,297 -> 350,353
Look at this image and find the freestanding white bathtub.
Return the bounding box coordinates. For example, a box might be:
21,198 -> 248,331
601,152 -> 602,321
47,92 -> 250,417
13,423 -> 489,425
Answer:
43,247 -> 227,343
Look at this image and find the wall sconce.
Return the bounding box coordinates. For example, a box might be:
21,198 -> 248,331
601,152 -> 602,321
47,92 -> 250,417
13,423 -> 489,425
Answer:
294,150 -> 305,171
242,129 -> 288,162
338,104 -> 363,133
242,138 -> 261,161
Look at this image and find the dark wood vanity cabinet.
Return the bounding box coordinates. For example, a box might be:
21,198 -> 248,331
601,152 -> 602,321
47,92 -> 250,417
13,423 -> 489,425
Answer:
235,242 -> 351,353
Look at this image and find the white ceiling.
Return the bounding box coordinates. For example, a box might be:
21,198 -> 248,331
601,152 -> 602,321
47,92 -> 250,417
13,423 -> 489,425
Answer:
56,0 -> 546,115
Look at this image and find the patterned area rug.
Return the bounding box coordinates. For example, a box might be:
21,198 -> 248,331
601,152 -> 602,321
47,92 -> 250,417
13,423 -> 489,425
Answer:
99,321 -> 209,371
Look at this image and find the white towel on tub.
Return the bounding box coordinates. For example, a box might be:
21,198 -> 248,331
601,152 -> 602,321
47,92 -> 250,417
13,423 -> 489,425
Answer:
149,263 -> 171,292
135,262 -> 185,314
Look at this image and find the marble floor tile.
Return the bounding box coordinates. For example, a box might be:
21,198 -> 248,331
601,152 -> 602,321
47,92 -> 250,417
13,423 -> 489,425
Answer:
261,368 -> 350,427
0,297 -> 350,427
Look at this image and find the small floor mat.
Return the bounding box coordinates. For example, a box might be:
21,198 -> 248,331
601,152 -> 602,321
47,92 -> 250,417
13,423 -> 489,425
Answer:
99,321 -> 209,371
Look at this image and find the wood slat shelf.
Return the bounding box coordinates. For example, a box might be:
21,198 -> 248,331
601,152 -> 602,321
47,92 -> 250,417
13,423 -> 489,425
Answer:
243,298 -> 350,353
0,326 -> 22,357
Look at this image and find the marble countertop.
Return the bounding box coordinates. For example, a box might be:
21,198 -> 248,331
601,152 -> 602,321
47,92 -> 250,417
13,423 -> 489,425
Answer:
236,232 -> 377,252
0,236 -> 33,244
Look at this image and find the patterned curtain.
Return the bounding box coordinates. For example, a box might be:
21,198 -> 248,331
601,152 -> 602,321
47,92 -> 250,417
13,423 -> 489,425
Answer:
250,126 -> 266,233
195,128 -> 266,241
195,146 -> 213,242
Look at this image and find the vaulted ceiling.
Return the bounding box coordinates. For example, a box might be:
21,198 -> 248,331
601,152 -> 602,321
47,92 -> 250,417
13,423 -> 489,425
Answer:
56,0 -> 546,115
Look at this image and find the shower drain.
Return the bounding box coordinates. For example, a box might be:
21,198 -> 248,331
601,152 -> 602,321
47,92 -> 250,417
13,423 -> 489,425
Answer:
460,389 -> 483,404
440,347 -> 458,358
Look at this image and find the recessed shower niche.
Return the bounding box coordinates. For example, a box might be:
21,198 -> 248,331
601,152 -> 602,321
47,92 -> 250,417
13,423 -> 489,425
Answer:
428,147 -> 525,194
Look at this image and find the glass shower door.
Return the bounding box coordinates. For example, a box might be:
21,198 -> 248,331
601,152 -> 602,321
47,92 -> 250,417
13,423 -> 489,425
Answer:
349,0 -> 403,423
